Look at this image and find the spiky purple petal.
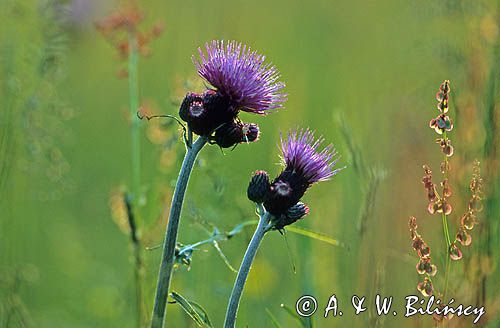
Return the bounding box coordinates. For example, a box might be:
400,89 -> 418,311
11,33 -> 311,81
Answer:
280,129 -> 341,184
193,40 -> 287,114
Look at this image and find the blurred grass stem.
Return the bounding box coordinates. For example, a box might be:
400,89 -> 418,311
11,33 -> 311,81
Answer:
151,136 -> 207,328
129,34 -> 140,207
224,205 -> 272,328
128,33 -> 143,327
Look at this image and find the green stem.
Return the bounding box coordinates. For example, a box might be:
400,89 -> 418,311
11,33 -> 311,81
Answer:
441,130 -> 451,301
129,34 -> 140,206
224,206 -> 272,328
150,136 -> 207,328
441,212 -> 451,301
128,33 -> 142,327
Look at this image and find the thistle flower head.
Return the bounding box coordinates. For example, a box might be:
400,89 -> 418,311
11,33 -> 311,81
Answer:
280,129 -> 341,184
178,40 -> 286,148
193,40 -> 286,114
263,129 -> 342,217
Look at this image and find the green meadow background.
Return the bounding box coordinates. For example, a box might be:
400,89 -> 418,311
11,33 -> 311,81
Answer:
1,0 -> 498,327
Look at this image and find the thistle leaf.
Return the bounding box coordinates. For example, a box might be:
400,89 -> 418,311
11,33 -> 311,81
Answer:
170,291 -> 213,327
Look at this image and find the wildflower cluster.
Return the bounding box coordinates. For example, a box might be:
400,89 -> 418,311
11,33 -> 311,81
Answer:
95,6 -> 164,76
429,81 -> 454,151
409,216 -> 437,297
454,160 -> 483,250
247,129 -> 341,229
179,41 -> 286,148
408,80 -> 484,318
423,165 -> 452,216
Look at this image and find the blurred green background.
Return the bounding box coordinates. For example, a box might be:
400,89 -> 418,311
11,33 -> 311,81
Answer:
1,0 -> 499,327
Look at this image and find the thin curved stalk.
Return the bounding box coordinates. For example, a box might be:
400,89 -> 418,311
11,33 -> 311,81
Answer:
224,207 -> 271,328
151,136 -> 207,328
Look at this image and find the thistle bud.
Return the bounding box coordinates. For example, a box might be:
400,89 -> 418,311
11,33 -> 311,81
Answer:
247,170 -> 270,203
214,120 -> 244,148
285,202 -> 309,222
271,202 -> 310,230
242,123 -> 260,143
214,121 -> 260,148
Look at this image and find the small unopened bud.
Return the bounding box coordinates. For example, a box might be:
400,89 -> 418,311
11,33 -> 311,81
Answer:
242,123 -> 260,143
271,202 -> 310,230
214,120 -> 244,148
285,202 -> 310,222
214,121 -> 260,148
247,170 -> 270,203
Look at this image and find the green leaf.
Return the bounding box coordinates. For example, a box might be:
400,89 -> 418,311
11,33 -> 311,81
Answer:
188,300 -> 214,328
170,291 -> 213,327
265,308 -> 283,328
286,225 -> 348,250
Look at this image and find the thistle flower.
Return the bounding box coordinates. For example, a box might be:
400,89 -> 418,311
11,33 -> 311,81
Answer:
226,130 -> 341,327
180,40 -> 286,148
243,129 -> 342,228
263,129 -> 341,216
194,40 -> 287,114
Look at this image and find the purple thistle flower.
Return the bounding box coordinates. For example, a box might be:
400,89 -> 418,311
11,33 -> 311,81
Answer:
280,129 -> 341,184
262,129 -> 342,220
193,40 -> 287,114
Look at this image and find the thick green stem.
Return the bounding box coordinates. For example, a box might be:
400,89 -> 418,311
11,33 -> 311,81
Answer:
150,136 -> 207,328
224,207 -> 271,328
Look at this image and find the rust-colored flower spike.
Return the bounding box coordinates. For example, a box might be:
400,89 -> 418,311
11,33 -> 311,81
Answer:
417,277 -> 434,297
429,80 -> 453,136
96,6 -> 164,61
409,216 -> 437,296
455,160 -> 483,248
422,165 -> 452,216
